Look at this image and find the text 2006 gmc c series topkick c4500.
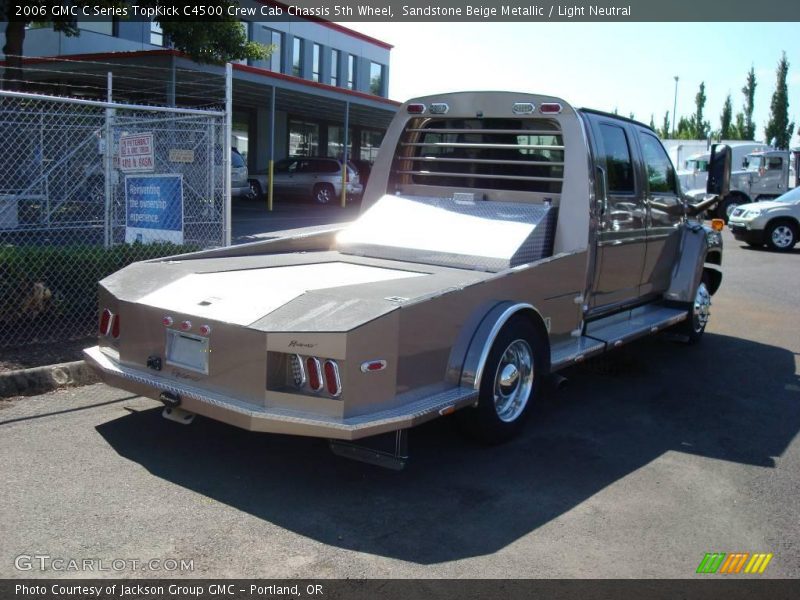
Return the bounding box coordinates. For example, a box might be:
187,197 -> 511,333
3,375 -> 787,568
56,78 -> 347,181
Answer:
85,91 -> 730,468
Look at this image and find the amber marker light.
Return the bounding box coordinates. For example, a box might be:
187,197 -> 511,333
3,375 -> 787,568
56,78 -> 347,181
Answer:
711,219 -> 724,232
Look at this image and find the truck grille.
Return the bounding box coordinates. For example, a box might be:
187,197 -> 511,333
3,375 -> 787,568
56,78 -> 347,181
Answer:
394,117 -> 564,194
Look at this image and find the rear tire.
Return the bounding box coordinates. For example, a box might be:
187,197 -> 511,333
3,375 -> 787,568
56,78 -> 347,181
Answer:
247,180 -> 263,202
457,316 -> 546,444
765,220 -> 797,252
312,183 -> 335,205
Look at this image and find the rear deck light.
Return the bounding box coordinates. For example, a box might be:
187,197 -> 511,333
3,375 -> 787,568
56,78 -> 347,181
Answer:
99,309 -> 113,336
407,103 -> 426,114
512,102 -> 535,115
429,102 -> 449,114
306,357 -> 323,392
162,316 -> 173,327
199,324 -> 212,336
111,314 -> 120,339
180,320 -> 192,331
289,354 -> 306,388
324,360 -> 342,397
539,102 -> 563,114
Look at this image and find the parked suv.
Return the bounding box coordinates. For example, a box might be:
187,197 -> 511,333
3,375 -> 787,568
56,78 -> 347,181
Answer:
230,148 -> 250,199
248,157 -> 362,204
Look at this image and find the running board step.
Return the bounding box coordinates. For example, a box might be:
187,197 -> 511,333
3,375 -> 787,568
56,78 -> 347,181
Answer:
551,305 -> 687,370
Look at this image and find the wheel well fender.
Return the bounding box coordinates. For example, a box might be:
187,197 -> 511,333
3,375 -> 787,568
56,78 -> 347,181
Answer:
765,215 -> 799,231
447,301 -> 550,391
703,249 -> 723,295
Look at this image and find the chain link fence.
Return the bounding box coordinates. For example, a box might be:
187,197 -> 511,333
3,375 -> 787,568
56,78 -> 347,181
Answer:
0,90 -> 229,348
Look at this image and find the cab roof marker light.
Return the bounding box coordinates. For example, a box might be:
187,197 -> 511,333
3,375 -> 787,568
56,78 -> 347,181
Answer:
429,102 -> 449,115
512,102 -> 535,115
407,103 -> 426,114
539,103 -> 563,114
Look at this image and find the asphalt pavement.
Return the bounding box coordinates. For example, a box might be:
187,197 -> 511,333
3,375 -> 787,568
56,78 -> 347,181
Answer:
1,228 -> 798,579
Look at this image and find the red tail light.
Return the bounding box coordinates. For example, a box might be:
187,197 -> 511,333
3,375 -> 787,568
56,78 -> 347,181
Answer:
99,309 -> 113,336
111,314 -> 120,339
324,360 -> 341,397
539,102 -> 563,114
306,357 -> 323,392
407,103 -> 426,114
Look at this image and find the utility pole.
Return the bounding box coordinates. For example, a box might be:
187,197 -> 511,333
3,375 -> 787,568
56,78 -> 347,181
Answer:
672,75 -> 679,138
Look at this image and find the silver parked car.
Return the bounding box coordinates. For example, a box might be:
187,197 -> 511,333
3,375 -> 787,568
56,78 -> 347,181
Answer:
230,148 -> 250,199
728,185 -> 800,251
248,157 -> 362,204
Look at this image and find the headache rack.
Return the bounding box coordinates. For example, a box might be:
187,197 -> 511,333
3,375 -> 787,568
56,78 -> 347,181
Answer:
394,118 -> 565,194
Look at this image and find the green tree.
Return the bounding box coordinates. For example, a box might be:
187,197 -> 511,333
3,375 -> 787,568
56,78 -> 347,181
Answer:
692,82 -> 711,140
660,111 -> 671,138
741,67 -> 757,140
648,114 -> 656,130
675,116 -> 694,140
731,112 -> 746,140
764,52 -> 795,149
1,0 -> 269,89
720,94 -> 733,139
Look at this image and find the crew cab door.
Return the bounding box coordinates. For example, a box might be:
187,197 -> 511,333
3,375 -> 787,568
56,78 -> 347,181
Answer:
585,115 -> 647,310
635,129 -> 683,296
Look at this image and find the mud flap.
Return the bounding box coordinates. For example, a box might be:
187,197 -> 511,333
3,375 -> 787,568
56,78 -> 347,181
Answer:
664,225 -> 708,304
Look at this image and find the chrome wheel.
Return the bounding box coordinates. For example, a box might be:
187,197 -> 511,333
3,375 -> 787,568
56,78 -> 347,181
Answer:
314,185 -> 333,204
770,225 -> 795,249
692,282 -> 711,333
493,339 -> 534,423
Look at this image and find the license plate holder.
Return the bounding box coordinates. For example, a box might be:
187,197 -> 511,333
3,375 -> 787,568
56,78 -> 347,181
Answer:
165,329 -> 209,374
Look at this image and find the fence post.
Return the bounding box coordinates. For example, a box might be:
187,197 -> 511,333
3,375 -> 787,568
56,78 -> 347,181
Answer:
224,63 -> 232,247
104,71 -> 114,248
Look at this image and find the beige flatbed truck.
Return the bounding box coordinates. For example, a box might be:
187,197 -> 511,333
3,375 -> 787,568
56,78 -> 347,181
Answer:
85,92 -> 729,469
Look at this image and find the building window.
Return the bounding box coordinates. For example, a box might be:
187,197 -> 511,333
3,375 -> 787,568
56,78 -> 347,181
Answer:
289,120 -> 319,156
150,20 -> 163,46
78,20 -> 115,36
330,49 -> 339,86
360,129 -> 384,161
312,43 -> 321,82
347,55 -> 356,89
292,37 -> 304,77
328,125 -> 355,159
369,62 -> 384,96
262,27 -> 282,72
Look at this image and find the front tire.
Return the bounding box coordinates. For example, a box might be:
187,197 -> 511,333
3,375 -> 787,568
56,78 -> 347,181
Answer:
717,194 -> 747,223
675,280 -> 711,344
765,220 -> 797,252
312,183 -> 335,205
457,316 -> 546,444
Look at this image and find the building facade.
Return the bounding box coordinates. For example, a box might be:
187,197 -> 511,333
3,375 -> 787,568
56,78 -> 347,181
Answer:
7,1 -> 399,175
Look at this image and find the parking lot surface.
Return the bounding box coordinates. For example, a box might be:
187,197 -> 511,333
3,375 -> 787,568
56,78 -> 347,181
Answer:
1,229 -> 798,578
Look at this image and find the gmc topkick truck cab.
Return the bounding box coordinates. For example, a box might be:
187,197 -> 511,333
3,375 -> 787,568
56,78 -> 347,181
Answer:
85,92 -> 725,468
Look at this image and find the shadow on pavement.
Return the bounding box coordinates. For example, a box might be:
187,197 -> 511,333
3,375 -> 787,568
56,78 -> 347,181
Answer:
96,332 -> 799,564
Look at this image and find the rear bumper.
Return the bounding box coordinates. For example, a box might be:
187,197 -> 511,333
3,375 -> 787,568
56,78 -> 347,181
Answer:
728,222 -> 765,245
83,346 -> 476,440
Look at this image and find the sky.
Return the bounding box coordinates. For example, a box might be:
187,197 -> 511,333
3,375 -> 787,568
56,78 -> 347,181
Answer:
345,22 -> 800,141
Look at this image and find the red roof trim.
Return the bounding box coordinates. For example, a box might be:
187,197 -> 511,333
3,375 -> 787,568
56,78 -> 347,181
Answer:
256,0 -> 393,50
233,62 -> 400,106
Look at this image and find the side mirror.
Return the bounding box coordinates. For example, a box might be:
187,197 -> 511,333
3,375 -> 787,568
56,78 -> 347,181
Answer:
706,143 -> 731,197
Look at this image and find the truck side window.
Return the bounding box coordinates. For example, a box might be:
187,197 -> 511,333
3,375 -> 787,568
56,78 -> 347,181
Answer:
598,124 -> 634,193
767,157 -> 783,171
639,133 -> 677,194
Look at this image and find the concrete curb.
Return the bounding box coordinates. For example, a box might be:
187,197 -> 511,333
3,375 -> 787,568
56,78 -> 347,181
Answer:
0,360 -> 99,399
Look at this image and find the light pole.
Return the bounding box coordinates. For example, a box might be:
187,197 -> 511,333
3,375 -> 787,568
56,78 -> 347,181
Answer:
672,76 -> 679,138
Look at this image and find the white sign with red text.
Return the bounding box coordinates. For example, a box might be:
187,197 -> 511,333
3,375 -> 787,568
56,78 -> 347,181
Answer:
119,132 -> 154,172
